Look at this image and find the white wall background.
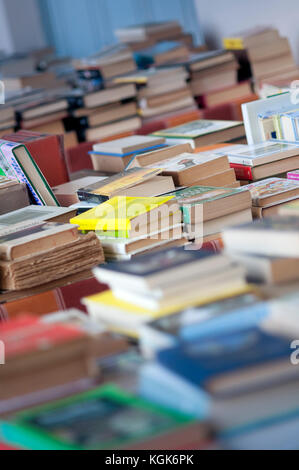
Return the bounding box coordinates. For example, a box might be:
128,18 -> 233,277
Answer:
195,0 -> 299,62
0,0 -> 13,54
0,0 -> 46,54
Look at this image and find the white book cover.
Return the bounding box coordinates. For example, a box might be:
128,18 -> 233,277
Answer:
217,141 -> 299,166
242,92 -> 293,145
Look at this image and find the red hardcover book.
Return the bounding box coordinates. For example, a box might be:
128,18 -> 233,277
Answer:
0,442 -> 19,450
0,315 -> 85,359
0,277 -> 108,320
202,103 -> 234,121
65,141 -> 95,174
3,130 -> 69,187
230,163 -> 253,180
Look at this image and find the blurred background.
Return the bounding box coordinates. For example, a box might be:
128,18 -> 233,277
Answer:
0,0 -> 298,60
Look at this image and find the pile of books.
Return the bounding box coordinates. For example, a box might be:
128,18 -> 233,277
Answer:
115,66 -> 196,123
0,314 -> 97,401
173,185 -> 252,243
139,302 -> 299,450
129,141 -> 239,188
223,217 -> 299,286
223,27 -> 298,87
115,21 -> 193,52
65,83 -> 141,142
0,220 -> 104,291
212,141 -> 299,183
84,247 -> 248,337
73,44 -> 137,87
70,195 -> 186,262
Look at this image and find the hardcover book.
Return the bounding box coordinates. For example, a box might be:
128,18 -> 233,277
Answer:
0,140 -> 59,206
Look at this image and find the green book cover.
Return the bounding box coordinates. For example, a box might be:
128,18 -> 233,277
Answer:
0,384 -> 191,450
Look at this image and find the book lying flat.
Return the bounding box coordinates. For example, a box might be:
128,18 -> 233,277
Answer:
0,222 -> 79,261
94,248 -> 233,292
83,284 -> 250,337
223,216 -> 299,257
173,186 -> 252,223
145,152 -> 230,186
152,120 -> 245,147
77,168 -> 162,204
92,135 -> 166,156
0,206 -> 77,229
215,141 -> 299,166
0,384 -> 197,450
242,177 -> 299,207
70,196 -> 177,233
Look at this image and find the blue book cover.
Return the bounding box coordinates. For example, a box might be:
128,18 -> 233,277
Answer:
147,295 -> 267,344
157,328 -> 292,394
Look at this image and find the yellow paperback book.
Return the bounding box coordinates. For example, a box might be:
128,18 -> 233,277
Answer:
83,285 -> 251,337
70,196 -> 174,232
223,37 -> 245,50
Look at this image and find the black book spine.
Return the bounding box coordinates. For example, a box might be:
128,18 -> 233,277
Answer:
77,190 -> 109,204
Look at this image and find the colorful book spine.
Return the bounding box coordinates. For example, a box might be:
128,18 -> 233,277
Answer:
0,143 -> 43,205
230,163 -> 253,180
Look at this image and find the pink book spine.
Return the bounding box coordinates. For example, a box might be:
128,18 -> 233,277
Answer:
287,172 -> 299,181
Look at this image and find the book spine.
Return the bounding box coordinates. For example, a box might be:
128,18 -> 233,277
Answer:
230,163 -> 253,180
0,145 -> 43,205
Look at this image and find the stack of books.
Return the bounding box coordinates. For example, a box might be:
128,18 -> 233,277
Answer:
115,67 -> 196,123
0,314 -> 97,401
129,142 -> 239,188
0,104 -> 17,137
0,221 -> 104,291
170,50 -> 253,108
139,292 -> 263,359
241,178 -> 299,218
214,141 -> 299,182
223,217 -> 299,286
73,44 -> 137,87
139,322 -> 299,450
134,40 -> 190,68
70,195 -> 186,262
115,21 -> 190,52
65,83 -> 140,142
223,27 -> 298,86
84,247 -> 248,337
173,185 -> 252,242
